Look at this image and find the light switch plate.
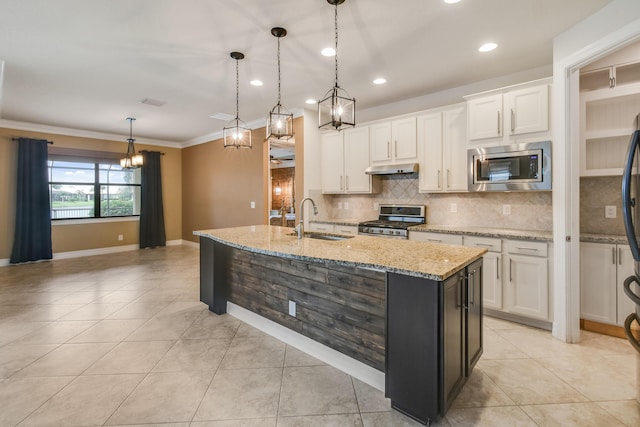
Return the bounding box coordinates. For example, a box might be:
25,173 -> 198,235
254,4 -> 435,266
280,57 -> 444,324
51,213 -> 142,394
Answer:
450,203 -> 457,213
288,300 -> 296,317
250,201 -> 255,209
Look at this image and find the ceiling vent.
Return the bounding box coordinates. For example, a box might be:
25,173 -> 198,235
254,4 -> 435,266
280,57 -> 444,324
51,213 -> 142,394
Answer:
140,98 -> 166,107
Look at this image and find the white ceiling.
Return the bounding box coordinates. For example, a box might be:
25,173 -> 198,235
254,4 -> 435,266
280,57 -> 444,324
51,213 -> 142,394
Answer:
0,0 -> 613,145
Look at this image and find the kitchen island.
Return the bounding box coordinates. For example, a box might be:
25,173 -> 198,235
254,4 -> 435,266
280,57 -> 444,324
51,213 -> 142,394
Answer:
195,225 -> 486,424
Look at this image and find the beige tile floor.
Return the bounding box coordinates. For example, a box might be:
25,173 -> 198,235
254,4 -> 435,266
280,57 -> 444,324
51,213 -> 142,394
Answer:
0,245 -> 638,426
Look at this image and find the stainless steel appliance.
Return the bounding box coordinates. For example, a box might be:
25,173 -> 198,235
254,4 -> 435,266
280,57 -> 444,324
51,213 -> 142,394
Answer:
620,114 -> 640,380
467,140 -> 552,191
358,204 -> 425,239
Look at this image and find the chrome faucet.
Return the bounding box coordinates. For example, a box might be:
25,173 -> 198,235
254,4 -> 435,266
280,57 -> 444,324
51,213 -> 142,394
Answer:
295,197 -> 318,239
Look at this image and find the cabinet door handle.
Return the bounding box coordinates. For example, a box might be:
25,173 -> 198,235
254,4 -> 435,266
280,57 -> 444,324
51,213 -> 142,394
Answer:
509,258 -> 513,282
619,247 -> 622,265
394,140 -> 398,158
613,247 -> 616,265
447,169 -> 451,188
510,108 -> 515,133
437,170 -> 442,189
496,256 -> 500,280
387,141 -> 391,159
426,238 -> 442,242
457,276 -> 466,310
340,176 -> 344,191
497,111 -> 501,136
346,176 -> 349,191
467,271 -> 475,307
475,243 -> 493,247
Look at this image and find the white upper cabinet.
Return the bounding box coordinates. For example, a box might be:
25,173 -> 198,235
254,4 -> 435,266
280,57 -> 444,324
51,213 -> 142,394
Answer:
370,117 -> 417,164
467,94 -> 503,140
504,85 -> 549,136
418,104 -> 467,193
320,127 -> 378,194
466,81 -> 551,146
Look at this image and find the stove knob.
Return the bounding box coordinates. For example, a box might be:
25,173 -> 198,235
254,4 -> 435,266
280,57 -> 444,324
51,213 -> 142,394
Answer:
377,229 -> 383,234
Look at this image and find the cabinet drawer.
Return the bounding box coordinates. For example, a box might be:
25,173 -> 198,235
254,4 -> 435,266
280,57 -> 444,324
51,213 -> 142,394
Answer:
334,225 -> 358,235
307,223 -> 333,233
409,232 -> 463,245
504,240 -> 548,257
463,236 -> 501,252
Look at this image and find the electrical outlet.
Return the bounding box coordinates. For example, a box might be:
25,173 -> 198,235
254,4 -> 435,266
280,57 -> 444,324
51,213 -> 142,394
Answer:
338,202 -> 343,210
373,202 -> 379,211
502,204 -> 511,215
250,201 -> 255,209
605,205 -> 617,219
450,203 -> 457,213
118,234 -> 123,241
288,300 -> 296,317
344,202 -> 349,210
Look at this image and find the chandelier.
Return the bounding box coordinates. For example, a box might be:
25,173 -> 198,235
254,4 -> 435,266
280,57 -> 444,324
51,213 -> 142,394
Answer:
120,117 -> 143,168
266,27 -> 294,142
318,0 -> 355,131
223,52 -> 252,148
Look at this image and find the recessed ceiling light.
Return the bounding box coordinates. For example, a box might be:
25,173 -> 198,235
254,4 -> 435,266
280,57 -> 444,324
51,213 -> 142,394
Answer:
478,42 -> 497,53
321,47 -> 336,57
305,99 -> 317,105
444,0 -> 461,4
373,78 -> 386,85
250,80 -> 263,86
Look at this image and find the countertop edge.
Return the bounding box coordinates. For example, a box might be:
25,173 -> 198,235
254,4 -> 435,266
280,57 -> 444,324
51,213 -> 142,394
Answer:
194,228 -> 486,281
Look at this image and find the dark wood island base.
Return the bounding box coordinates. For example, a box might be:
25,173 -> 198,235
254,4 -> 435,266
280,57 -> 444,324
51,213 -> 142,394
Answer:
197,227 -> 484,424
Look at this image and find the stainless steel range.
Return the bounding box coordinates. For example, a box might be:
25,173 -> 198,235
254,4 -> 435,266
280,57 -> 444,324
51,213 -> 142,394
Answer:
358,204 -> 426,239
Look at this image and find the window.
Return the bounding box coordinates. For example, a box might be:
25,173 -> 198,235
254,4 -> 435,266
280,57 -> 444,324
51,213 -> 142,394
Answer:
48,160 -> 141,220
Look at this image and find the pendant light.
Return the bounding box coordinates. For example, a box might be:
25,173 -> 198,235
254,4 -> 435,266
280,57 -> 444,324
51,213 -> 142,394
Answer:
318,0 -> 355,131
223,51 -> 252,148
120,117 -> 143,168
266,27 -> 294,142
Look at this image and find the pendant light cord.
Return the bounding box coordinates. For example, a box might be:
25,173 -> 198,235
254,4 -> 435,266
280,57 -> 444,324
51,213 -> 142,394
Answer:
334,2 -> 339,88
277,36 -> 282,105
235,58 -> 240,120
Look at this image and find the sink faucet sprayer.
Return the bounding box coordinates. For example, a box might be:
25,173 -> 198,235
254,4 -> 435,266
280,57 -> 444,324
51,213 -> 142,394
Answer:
295,197 -> 318,239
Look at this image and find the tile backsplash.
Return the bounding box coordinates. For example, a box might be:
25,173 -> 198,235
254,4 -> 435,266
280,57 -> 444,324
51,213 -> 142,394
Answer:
580,176 -> 624,235
309,174 -> 553,231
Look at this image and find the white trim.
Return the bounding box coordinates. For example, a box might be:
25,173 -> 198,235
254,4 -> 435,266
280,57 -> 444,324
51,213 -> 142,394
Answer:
552,13 -> 640,343
226,302 -> 386,392
181,108 -> 305,148
0,119 -> 181,148
1,239 -> 189,266
52,216 -> 140,226
181,239 -> 200,249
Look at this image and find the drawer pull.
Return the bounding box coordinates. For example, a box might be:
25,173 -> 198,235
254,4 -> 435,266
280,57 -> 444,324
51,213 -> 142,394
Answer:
515,247 -> 539,252
496,256 -> 500,280
475,243 -> 493,247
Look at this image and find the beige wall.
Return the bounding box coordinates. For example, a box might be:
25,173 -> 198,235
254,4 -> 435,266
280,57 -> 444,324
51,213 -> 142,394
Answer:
182,128 -> 266,242
0,127 -> 182,259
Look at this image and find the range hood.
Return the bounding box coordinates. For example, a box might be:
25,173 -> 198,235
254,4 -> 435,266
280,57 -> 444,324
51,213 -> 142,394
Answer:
365,163 -> 419,175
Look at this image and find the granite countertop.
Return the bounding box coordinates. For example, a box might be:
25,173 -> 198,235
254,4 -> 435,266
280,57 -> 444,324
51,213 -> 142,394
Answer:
310,219 -> 361,227
194,225 -> 486,281
580,233 -> 628,244
409,224 -> 553,242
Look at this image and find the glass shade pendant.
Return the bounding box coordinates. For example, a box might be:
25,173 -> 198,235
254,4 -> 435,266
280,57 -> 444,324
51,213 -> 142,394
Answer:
318,0 -> 355,131
223,51 -> 252,149
120,117 -> 143,168
266,27 -> 294,142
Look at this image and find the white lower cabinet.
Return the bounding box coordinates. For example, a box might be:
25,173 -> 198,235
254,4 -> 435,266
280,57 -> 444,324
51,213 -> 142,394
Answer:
465,236 -> 550,321
333,225 -> 358,235
408,231 -> 463,245
580,242 -> 635,326
504,240 -> 549,321
464,236 -> 502,310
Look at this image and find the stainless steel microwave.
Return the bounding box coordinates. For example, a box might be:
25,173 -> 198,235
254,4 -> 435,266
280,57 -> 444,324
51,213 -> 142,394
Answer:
467,141 -> 552,191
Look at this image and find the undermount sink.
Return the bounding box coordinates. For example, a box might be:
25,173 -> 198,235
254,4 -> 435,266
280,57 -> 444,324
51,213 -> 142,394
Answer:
288,232 -> 354,241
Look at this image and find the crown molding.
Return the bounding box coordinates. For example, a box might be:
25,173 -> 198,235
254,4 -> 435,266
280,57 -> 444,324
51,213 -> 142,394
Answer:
0,119 -> 182,148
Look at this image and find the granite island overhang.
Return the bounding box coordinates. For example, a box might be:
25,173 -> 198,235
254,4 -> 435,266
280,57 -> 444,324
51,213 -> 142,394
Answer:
194,225 -> 486,424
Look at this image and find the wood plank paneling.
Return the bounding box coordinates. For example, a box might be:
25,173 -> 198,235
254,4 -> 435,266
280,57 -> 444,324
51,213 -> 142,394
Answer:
223,246 -> 386,370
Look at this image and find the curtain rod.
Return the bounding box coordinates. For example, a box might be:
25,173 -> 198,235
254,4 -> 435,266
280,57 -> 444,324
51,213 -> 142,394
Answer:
12,137 -> 54,144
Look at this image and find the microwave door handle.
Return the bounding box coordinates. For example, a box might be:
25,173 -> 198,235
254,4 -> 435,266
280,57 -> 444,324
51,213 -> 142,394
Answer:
623,312 -> 640,353
622,130 -> 640,261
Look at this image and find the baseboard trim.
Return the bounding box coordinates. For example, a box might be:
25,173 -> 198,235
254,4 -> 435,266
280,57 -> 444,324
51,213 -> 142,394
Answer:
1,239 -> 191,266
226,302 -> 385,392
484,308 -> 553,331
